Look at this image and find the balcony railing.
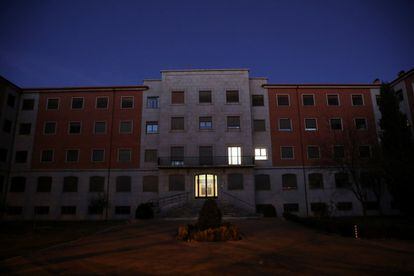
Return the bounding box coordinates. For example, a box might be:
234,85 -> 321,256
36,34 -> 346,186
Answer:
158,156 -> 255,168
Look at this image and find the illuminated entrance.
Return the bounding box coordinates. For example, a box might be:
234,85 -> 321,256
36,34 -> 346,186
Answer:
195,174 -> 218,198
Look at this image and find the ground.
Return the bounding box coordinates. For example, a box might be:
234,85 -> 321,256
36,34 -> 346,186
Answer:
1,218 -> 414,275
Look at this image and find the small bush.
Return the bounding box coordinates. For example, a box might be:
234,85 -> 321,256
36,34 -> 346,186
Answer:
177,222 -> 241,242
197,199 -> 222,231
256,204 -> 277,217
135,203 -> 154,219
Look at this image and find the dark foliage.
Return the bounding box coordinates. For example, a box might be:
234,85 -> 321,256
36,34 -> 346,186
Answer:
256,204 -> 277,217
197,199 -> 222,230
177,222 -> 241,242
135,203 -> 154,219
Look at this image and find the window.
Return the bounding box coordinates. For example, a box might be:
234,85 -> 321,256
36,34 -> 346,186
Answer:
252,95 -> 264,106
226,90 -> 239,103
337,202 -> 353,211
195,174 -> 218,197
96,97 -> 108,109
7,206 -> 23,215
63,176 -> 78,192
228,173 -> 243,190
15,151 -> 28,163
94,121 -> 106,134
277,95 -> 289,106
327,94 -> 339,106
359,145 -> 371,158
280,146 -> 294,159
333,145 -> 345,159
199,91 -> 212,103
304,118 -> 317,131
47,98 -> 59,110
18,123 -> 31,135
255,174 -> 270,191
115,206 -> 131,215
170,146 -> 184,165
330,118 -> 342,130
61,206 -> 76,215
7,94 -> 16,107
71,97 -> 84,109
92,149 -> 105,162
41,149 -> 54,162
146,96 -> 159,108
10,177 -> 26,192
121,96 -> 134,108
144,149 -> 157,163
282,174 -> 297,190
171,91 -> 184,104
254,148 -> 267,160
279,118 -> 292,131
227,146 -> 241,165
171,117 -> 184,131
199,146 -> 213,165
307,146 -> 320,159
143,175 -> 158,192
116,176 -> 131,192
89,176 -> 105,192
34,206 -> 49,215
66,150 -> 79,162
302,94 -> 315,106
284,203 -> 299,213
351,94 -> 364,106
22,99 -> 35,110
227,116 -> 240,129
3,119 -> 12,133
335,172 -> 350,188
146,121 -> 158,133
311,202 -> 327,213
68,122 -> 81,134
355,118 -> 367,130
308,173 -> 323,189
37,176 -> 52,192
119,121 -> 133,133
118,149 -> 132,163
169,174 -> 185,191
199,116 -> 212,130
253,120 -> 266,132
44,122 -> 56,134
0,148 -> 7,162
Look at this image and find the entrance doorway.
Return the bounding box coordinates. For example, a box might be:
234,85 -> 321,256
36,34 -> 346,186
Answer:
194,174 -> 218,198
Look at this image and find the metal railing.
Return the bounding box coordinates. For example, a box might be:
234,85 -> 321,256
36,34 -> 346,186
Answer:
158,156 -> 255,168
148,192 -> 189,209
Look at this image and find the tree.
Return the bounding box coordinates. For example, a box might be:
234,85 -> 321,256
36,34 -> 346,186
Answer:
379,83 -> 414,215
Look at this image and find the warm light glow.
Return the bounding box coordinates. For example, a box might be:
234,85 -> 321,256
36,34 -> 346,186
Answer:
195,174 -> 217,197
228,146 -> 241,165
255,148 -> 267,160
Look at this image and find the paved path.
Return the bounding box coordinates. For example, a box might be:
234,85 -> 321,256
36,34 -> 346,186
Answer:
1,219 -> 414,275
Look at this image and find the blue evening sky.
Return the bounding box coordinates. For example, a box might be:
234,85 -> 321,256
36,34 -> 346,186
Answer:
0,0 -> 413,87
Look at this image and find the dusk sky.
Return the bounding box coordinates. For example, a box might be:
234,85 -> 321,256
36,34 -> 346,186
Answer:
0,0 -> 413,87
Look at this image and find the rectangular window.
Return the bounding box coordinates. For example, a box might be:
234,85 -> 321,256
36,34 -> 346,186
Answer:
307,146 -> 320,159
115,206 -> 131,215
336,202 -> 353,211
119,121 -> 133,133
333,145 -> 345,159
44,122 -> 56,134
41,149 -> 54,162
255,174 -> 271,191
144,149 -> 158,163
18,123 -> 31,135
228,173 -> 243,190
227,146 -> 241,165
146,121 -> 158,133
254,148 -> 267,160
352,94 -> 364,106
199,91 -> 212,103
302,94 -> 315,106
89,176 -> 105,192
355,118 -> 367,130
171,91 -> 184,104
63,176 -> 78,192
327,94 -> 339,106
279,118 -> 292,131
15,151 -> 28,163
121,96 -> 134,108
61,206 -> 77,215
66,150 -> 79,162
71,97 -> 84,109
226,90 -> 239,103
94,121 -> 106,134
284,203 -> 299,213
170,146 -> 184,165
116,176 -> 131,192
169,174 -> 185,191
7,94 -> 16,107
282,174 -> 297,190
68,122 -> 81,134
359,145 -> 371,158
252,95 -> 264,106
22,99 -> 35,110
3,119 -> 12,133
227,116 -> 240,129
171,117 -> 184,131
308,173 -> 324,189
47,98 -> 59,110
146,96 -> 159,108
199,146 -> 213,165
118,149 -> 132,163
277,95 -> 289,106
304,118 -> 317,131
280,146 -> 294,159
10,177 -> 26,192
92,149 -> 105,162
34,206 -> 50,215
330,118 -> 342,130
37,176 -> 52,192
199,116 -> 212,130
253,119 -> 266,132
96,97 -> 108,109
143,175 -> 158,192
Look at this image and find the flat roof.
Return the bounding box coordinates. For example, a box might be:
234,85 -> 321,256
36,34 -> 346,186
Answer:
22,85 -> 149,93
160,68 -> 249,73
262,84 -> 381,89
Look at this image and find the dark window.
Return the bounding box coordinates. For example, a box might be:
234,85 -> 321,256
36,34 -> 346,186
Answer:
169,174 -> 185,191
10,177 -> 26,192
47,98 -> 59,110
146,121 -> 158,133
120,121 -> 133,133
352,95 -> 364,106
7,94 -> 16,107
147,96 -> 159,108
281,147 -> 294,159
355,118 -> 367,130
66,150 -> 79,162
255,174 -> 271,191
359,145 -> 371,158
63,176 -> 78,192
336,202 -> 353,211
199,116 -> 212,129
15,151 -> 28,163
22,99 -> 35,110
282,174 -> 297,190
88,205 -> 103,215
71,97 -> 84,109
3,119 -> 12,133
228,173 -> 243,190
327,94 -> 339,106
311,202 -> 327,213
144,149 -> 157,163
115,206 -> 131,215
61,206 -> 76,215
305,119 -> 317,131
44,122 -> 56,134
89,176 -> 105,192
171,91 -> 184,104
226,90 -> 239,103
0,148 -> 8,162
143,175 -> 158,192
171,117 -> 184,130
18,123 -> 31,135
279,118 -> 292,131
40,149 -> 51,163
121,96 -> 134,108
335,172 -> 350,188
69,122 -> 81,134
365,201 -> 379,210
96,97 -> 108,109
227,116 -> 240,129
307,146 -> 320,159
94,121 -> 106,134
252,95 -> 264,106
308,173 -> 323,189
7,206 -> 23,215
199,91 -> 212,103
284,203 -> 299,213
330,118 -> 342,130
170,147 -> 184,165
118,149 -> 131,163
253,120 -> 266,132
92,149 -> 104,162
199,146 -> 213,165
34,206 -> 49,215
116,176 -> 131,192
37,176 -> 52,192
277,95 -> 289,106
302,95 -> 315,106
333,145 -> 345,159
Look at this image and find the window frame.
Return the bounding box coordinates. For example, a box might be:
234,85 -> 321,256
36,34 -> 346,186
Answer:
280,146 -> 295,160
351,94 -> 364,106
40,149 -> 54,163
302,94 -> 315,106
146,96 -> 159,108
43,121 -> 57,135
46,98 -> 60,110
278,118 -> 292,131
198,90 -> 212,104
65,149 -> 80,163
120,96 -> 134,109
252,95 -> 264,106
227,116 -> 241,130
326,94 -> 340,106
171,91 -> 185,105
226,90 -> 239,104
117,148 -> 132,163
354,118 -> 368,130
68,121 -> 82,134
96,96 -> 109,109
146,121 -> 159,134
170,117 -> 185,131
91,149 -> 105,163
94,121 -> 107,134
304,118 -> 318,131
119,120 -> 133,134
307,145 -> 321,160
199,116 -> 213,130
227,146 -> 242,165
71,97 -> 84,110
277,94 -> 290,107
330,118 -> 343,130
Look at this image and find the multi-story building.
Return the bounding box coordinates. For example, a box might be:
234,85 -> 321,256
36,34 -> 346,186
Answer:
0,68 -> 413,220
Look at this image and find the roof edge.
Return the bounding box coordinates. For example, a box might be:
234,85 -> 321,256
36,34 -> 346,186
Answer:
262,84 -> 381,89
22,85 -> 149,93
390,68 -> 414,85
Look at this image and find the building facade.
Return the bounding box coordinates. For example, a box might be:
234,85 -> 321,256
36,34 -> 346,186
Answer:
1,68 -> 413,220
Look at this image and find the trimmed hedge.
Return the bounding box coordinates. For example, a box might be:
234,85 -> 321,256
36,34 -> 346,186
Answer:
135,203 -> 154,219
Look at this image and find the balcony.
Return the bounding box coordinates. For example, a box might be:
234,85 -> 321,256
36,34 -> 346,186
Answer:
157,156 -> 255,169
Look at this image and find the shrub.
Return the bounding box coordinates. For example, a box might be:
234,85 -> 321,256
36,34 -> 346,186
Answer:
197,199 -> 222,230
256,204 -> 277,217
177,223 -> 241,242
135,203 -> 154,219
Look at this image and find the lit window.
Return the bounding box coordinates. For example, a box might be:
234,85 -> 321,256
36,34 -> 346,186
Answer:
199,117 -> 212,130
146,121 -> 159,133
254,148 -> 267,160
228,146 -> 241,165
